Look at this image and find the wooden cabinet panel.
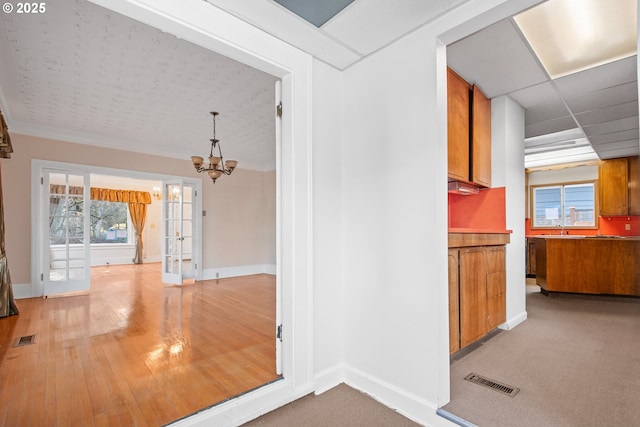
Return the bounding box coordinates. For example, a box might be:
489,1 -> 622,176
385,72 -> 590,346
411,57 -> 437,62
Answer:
447,68 -> 470,182
448,249 -> 460,354
629,156 -> 639,215
449,235 -> 507,354
459,248 -> 488,348
536,237 -> 640,296
471,85 -> 491,187
599,158 -> 629,215
485,246 -> 506,330
526,238 -> 536,277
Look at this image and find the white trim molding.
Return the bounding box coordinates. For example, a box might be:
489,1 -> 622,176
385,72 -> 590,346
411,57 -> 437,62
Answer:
202,264 -> 277,280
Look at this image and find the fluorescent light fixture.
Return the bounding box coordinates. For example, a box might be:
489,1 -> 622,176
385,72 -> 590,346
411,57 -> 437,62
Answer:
524,128 -> 598,168
514,0 -> 637,78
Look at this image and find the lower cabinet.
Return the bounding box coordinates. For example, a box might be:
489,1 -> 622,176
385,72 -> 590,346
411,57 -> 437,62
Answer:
449,244 -> 506,354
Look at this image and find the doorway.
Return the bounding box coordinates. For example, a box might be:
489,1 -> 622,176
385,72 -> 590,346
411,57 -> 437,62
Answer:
33,161 -> 203,297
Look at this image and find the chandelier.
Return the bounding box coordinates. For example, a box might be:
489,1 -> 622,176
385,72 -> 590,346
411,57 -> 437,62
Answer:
191,112 -> 238,183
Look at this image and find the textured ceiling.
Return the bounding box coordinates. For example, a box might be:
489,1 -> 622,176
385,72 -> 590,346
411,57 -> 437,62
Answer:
0,0 -> 278,171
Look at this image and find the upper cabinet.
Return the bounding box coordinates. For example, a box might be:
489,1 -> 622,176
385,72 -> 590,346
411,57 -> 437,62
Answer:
471,85 -> 491,187
447,67 -> 491,188
630,156 -> 639,215
447,68 -> 470,182
598,156 -> 640,216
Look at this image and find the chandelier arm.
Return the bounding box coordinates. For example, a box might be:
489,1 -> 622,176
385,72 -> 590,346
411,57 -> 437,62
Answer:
217,139 -> 226,172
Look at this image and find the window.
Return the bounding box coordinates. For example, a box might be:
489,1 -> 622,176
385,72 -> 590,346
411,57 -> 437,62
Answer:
532,182 -> 596,228
90,200 -> 131,244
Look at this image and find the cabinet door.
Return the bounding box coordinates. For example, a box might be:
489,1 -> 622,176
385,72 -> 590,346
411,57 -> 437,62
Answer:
471,85 -> 491,187
599,158 -> 629,215
448,249 -> 460,354
485,246 -> 506,330
629,156 -> 639,215
459,248 -> 487,348
447,68 -> 470,182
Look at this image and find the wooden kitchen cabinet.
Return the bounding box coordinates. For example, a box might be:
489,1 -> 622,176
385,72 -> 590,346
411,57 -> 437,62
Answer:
485,246 -> 506,330
448,249 -> 460,354
459,247 -> 488,348
447,68 -> 470,182
447,67 -> 492,188
448,234 -> 508,354
535,236 -> 640,296
598,156 -> 639,216
526,237 -> 536,277
630,156 -> 639,215
471,85 -> 492,187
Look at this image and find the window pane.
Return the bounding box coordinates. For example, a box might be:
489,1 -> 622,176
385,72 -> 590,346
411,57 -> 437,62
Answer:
534,186 -> 561,227
564,183 -> 595,226
90,200 -> 129,243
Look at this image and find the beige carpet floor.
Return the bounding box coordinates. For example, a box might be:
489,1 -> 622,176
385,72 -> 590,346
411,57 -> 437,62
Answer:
244,284 -> 640,427
444,284 -> 640,426
244,383 -> 421,426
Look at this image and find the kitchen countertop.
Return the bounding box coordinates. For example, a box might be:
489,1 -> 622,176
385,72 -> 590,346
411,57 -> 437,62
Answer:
531,235 -> 640,240
449,228 -> 512,234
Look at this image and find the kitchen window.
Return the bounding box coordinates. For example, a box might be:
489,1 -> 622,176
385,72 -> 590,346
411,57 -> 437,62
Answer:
532,182 -> 596,228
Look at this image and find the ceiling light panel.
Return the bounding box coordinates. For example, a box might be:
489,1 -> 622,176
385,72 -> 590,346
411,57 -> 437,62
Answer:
514,0 -> 637,78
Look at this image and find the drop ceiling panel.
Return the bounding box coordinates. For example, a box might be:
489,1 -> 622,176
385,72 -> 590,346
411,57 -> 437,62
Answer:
323,0 -> 468,56
564,81 -> 638,113
447,19 -> 549,98
582,116 -> 639,136
588,129 -> 639,145
574,101 -> 639,126
553,56 -> 637,98
508,82 -> 560,109
525,101 -> 572,125
594,144 -> 640,159
525,116 -> 578,138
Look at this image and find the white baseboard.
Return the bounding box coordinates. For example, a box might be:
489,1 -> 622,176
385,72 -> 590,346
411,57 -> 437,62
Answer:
202,264 -> 276,280
313,364 -> 345,395
499,310 -> 527,330
343,365 -> 455,427
12,283 -> 33,299
90,255 -> 162,266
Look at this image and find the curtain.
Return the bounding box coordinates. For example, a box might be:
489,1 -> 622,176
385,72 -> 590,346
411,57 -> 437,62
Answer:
127,202 -> 147,264
90,187 -> 151,264
0,110 -> 18,317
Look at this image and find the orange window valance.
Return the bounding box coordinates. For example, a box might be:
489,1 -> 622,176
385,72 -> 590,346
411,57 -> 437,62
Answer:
49,185 -> 151,204
90,187 -> 152,204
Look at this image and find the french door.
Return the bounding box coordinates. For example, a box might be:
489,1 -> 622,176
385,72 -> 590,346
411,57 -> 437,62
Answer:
42,169 -> 91,296
161,180 -> 195,284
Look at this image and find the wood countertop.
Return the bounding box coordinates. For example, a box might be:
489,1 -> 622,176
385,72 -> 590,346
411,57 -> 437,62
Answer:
449,231 -> 511,248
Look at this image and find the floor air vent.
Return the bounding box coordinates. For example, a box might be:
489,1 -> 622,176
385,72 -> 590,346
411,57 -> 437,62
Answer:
464,373 -> 520,397
14,334 -> 36,347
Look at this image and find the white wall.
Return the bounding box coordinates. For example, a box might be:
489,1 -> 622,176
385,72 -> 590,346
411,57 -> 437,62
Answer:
339,0 -> 541,424
312,59 -> 345,392
492,95 -> 527,329
341,21 -> 450,424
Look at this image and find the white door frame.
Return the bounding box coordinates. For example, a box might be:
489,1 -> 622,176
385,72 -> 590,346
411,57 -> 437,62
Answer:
31,159 -> 203,297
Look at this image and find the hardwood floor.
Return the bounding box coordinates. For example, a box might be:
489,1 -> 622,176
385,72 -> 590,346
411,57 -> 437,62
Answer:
0,264 -> 279,426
